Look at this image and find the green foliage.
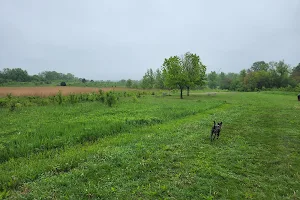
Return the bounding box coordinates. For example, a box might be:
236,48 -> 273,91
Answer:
97,89 -> 106,103
250,61 -> 269,71
141,69 -> 155,89
291,63 -> 300,83
0,68 -> 31,82
126,79 -> 133,88
154,68 -> 165,89
39,71 -> 76,81
206,59 -> 298,92
183,52 -> 207,96
9,101 -> 16,112
56,91 -> 63,105
68,93 -> 77,104
105,91 -> 117,107
162,56 -> 187,99
207,71 -> 218,89
132,95 -> 138,103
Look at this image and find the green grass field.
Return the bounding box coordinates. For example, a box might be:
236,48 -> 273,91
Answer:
0,92 -> 300,199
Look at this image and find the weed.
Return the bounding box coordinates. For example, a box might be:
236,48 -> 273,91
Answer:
56,90 -> 63,105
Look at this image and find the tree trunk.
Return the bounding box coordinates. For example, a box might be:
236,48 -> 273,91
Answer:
187,86 -> 190,96
180,87 -> 183,99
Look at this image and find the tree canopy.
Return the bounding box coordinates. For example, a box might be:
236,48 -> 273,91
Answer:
161,52 -> 206,99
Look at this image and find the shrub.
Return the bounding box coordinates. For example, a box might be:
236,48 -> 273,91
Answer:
132,96 -> 138,103
68,93 -> 77,104
15,102 -> 22,108
60,82 -> 67,86
56,91 -> 63,105
97,90 -> 105,103
106,91 -> 117,107
6,93 -> 12,100
0,99 -> 8,108
9,102 -> 16,111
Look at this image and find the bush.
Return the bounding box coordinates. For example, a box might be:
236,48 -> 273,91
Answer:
60,82 -> 67,86
0,99 -> 8,108
96,90 -> 105,103
56,91 -> 63,105
132,96 -> 138,103
9,101 -> 16,111
68,93 -> 77,104
106,91 -> 117,107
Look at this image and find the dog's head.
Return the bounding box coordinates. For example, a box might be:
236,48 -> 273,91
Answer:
213,121 -> 223,130
217,122 -> 223,128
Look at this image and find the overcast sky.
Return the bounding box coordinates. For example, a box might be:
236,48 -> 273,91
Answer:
0,0 -> 299,80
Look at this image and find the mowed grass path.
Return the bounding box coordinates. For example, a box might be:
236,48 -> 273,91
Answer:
0,92 -> 300,199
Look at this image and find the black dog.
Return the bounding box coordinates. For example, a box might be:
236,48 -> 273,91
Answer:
211,121 -> 223,142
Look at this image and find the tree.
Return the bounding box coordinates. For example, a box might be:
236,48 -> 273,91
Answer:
126,79 -> 133,88
227,73 -> 240,91
141,69 -> 155,89
218,72 -> 227,89
291,63 -> 300,83
1,68 -> 30,82
269,60 -> 290,88
182,52 -> 206,96
154,68 -> 165,89
162,56 -> 188,99
38,71 -> 77,81
250,61 -> 269,72
31,75 -> 41,82
65,73 -> 75,81
218,72 -> 239,90
207,71 -> 218,89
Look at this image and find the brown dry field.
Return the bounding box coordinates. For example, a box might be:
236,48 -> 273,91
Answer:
0,87 -> 131,97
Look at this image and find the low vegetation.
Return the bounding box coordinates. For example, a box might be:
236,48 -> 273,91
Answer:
0,91 -> 299,199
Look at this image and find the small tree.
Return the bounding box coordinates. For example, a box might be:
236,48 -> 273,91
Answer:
182,52 -> 206,96
207,71 -> 218,89
154,68 -> 165,89
162,56 -> 187,99
126,79 -> 133,88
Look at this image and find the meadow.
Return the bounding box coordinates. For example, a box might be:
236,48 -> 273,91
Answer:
0,90 -> 300,199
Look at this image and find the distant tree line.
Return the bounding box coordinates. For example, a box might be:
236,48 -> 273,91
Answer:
0,68 -> 78,84
207,61 -> 300,91
0,68 -> 137,87
2,58 -> 299,93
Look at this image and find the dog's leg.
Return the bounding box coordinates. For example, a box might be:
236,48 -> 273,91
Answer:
211,130 -> 214,142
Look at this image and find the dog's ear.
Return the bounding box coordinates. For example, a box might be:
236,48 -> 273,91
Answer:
220,122 -> 223,125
